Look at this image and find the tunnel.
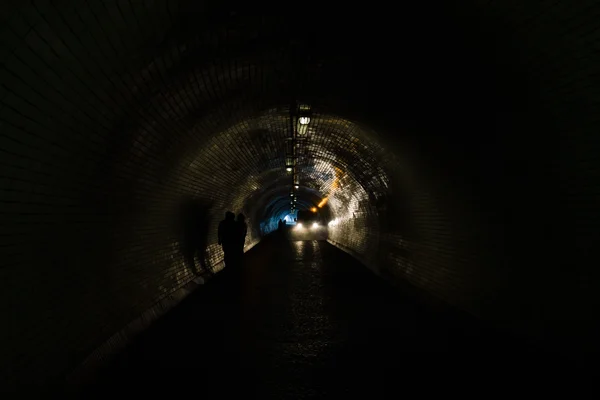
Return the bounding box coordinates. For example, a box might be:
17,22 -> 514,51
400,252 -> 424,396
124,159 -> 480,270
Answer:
2,0 -> 599,391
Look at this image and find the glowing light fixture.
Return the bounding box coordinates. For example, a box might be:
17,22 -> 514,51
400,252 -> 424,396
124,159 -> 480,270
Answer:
318,197 -> 328,208
299,116 -> 310,125
311,222 -> 319,229
296,223 -> 303,229
286,167 -> 292,172
310,207 -> 317,212
294,185 -> 299,189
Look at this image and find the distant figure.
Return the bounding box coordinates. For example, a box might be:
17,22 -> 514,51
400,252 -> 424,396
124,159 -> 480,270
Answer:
218,211 -> 236,268
235,213 -> 248,265
278,219 -> 285,231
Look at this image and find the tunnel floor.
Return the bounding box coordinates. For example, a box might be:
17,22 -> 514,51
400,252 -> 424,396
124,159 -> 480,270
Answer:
85,235 -> 551,397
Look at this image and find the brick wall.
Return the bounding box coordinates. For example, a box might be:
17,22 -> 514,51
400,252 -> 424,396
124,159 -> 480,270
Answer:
2,0 -> 599,387
325,0 -> 600,352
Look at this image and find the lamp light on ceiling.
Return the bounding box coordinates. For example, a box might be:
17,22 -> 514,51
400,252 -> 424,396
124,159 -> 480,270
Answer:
298,116 -> 310,125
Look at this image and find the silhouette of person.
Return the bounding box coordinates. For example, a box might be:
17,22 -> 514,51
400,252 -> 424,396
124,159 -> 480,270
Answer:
218,211 -> 236,269
278,219 -> 284,231
235,213 -> 247,265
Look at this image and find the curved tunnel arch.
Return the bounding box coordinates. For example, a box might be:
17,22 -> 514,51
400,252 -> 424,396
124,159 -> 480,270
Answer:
170,103 -> 395,248
2,0 -> 600,385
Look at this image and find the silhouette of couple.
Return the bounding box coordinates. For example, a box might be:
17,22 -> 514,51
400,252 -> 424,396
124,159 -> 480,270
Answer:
218,212 -> 247,270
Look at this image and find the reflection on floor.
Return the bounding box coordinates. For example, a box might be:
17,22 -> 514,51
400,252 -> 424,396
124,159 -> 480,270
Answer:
86,235 -> 555,397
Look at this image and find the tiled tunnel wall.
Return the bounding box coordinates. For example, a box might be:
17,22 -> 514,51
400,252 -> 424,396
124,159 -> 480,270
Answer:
2,0 -> 600,385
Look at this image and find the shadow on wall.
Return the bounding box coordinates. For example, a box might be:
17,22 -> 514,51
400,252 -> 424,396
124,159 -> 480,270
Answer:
178,198 -> 214,276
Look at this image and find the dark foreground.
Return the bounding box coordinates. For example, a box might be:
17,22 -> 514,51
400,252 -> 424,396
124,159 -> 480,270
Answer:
83,236 -> 571,397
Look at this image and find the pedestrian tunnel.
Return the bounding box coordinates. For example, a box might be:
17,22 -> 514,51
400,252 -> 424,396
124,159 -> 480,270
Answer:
2,0 -> 599,387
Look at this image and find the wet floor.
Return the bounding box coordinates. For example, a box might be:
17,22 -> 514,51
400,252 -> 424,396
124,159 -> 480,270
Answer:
85,236 -> 559,397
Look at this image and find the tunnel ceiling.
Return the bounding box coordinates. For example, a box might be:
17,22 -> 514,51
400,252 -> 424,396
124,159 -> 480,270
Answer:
0,2 -> 502,236
0,1 -> 417,236
186,108 -> 392,232
62,0 -> 495,236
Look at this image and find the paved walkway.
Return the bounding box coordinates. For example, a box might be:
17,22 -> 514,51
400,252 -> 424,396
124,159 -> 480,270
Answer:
86,235 -> 548,397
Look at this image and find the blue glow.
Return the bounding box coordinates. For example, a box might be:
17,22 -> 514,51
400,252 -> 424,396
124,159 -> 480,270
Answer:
257,186 -> 326,235
260,209 -> 297,234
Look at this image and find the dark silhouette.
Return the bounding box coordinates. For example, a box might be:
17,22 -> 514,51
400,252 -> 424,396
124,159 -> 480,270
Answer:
218,211 -> 237,269
179,198 -> 212,276
278,219 -> 285,231
235,213 -> 248,266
